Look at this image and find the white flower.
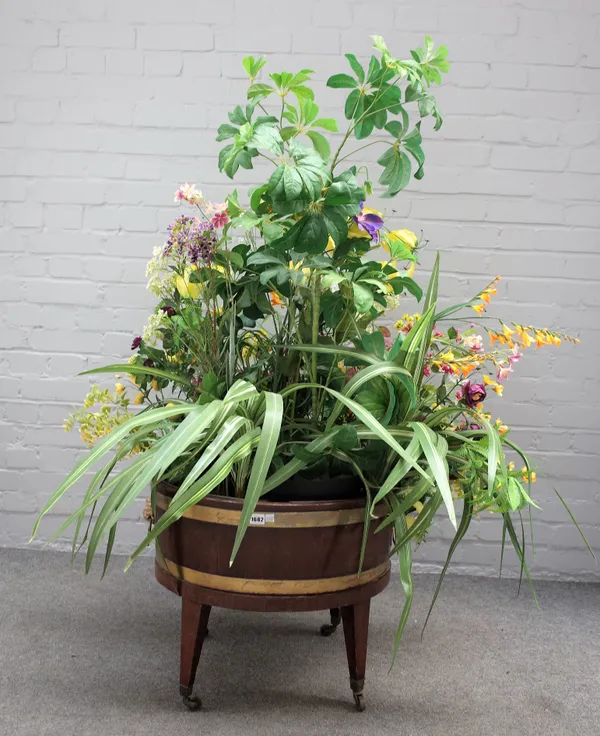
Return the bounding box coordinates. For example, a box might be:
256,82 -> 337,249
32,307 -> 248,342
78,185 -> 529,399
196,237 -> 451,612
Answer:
463,334 -> 484,352
142,310 -> 171,348
174,183 -> 204,206
330,282 -> 340,293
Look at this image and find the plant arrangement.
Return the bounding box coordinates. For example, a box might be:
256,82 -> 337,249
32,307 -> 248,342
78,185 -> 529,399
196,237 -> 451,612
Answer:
33,36 -> 588,658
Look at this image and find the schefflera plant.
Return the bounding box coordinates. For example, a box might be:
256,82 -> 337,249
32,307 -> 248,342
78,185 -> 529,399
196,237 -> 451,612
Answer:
217,35 -> 449,255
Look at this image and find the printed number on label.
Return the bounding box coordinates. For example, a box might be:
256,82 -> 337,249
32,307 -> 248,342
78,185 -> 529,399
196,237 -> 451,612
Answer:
250,513 -> 276,525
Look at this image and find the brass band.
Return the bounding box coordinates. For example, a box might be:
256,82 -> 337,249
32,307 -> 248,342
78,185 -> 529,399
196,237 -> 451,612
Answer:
156,555 -> 390,595
155,492 -> 380,528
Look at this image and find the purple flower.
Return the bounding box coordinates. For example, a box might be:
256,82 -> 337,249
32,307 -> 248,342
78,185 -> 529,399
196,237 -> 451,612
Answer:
164,215 -> 216,263
463,381 -> 486,408
143,359 -> 153,367
352,202 -> 384,242
161,305 -> 176,317
131,336 -> 142,350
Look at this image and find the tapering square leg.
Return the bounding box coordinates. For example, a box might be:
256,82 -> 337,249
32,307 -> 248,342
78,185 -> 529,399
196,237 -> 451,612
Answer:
179,597 -> 211,711
341,601 -> 370,711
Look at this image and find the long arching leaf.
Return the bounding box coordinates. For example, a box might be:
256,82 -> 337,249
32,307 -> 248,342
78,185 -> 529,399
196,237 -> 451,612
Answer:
80,364 -> 193,386
125,429 -> 262,568
370,435 -> 422,510
31,403 -> 198,539
327,362 -> 416,429
409,422 -> 456,529
389,501 -> 413,669
421,492 -> 474,637
230,392 -> 284,564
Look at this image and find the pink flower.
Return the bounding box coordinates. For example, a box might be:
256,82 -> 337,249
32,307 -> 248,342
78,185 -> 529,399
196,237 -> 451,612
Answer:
211,209 -> 230,229
423,365 -> 431,377
508,345 -> 522,365
463,381 -> 486,407
497,364 -> 512,382
456,387 -> 463,400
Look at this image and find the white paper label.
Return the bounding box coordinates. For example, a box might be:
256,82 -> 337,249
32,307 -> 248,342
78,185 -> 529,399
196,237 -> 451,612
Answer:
250,513 -> 276,525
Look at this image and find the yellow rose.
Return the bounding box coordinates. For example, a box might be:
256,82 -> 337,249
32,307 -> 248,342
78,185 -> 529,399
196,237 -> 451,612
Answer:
386,229 -> 418,251
176,266 -> 201,299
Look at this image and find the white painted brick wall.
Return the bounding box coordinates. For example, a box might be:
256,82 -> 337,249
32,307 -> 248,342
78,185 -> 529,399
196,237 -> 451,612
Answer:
1,0 -> 599,580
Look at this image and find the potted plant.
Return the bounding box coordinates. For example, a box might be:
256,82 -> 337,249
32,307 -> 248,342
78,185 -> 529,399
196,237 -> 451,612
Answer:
33,35 -> 589,713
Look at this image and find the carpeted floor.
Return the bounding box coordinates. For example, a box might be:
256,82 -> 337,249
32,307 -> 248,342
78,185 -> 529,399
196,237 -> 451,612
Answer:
1,548 -> 598,736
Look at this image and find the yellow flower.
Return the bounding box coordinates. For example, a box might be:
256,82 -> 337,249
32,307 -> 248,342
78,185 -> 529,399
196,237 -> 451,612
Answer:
483,375 -> 495,385
530,472 -> 537,483
493,384 -> 504,397
134,393 -> 144,405
502,323 -> 515,339
507,461 -> 515,471
347,222 -> 371,239
472,303 -> 486,315
385,229 -> 418,251
325,236 -> 336,253
404,260 -> 415,279
521,331 -> 534,348
151,379 -> 159,392
176,266 -> 201,299
115,383 -> 125,393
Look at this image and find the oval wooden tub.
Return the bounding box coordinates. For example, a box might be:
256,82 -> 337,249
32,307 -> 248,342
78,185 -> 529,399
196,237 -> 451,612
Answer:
154,481 -> 392,712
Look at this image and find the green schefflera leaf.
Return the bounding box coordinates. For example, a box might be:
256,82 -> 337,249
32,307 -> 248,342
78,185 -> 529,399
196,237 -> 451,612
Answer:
377,145 -> 411,198
306,130 -> 330,162
345,53 -> 365,84
352,282 -> 374,313
267,141 -> 330,214
217,108 -> 282,178
326,73 -> 358,89
242,55 -> 268,81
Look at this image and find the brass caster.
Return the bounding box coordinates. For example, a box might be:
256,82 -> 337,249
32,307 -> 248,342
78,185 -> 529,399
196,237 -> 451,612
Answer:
353,692 -> 366,712
320,609 -> 341,636
320,622 -> 337,636
182,694 -> 202,711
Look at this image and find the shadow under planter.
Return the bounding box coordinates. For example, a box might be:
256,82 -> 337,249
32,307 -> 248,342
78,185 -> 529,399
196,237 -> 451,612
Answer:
154,481 -> 392,712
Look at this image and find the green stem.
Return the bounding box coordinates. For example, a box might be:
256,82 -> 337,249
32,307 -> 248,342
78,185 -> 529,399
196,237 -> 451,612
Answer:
333,139 -> 390,168
311,274 -> 321,422
330,75 -> 402,173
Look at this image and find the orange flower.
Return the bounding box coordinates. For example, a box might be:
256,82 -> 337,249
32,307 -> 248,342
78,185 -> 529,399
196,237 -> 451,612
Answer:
460,363 -> 477,377
269,291 -> 284,307
519,330 -> 533,349
472,303 -> 486,315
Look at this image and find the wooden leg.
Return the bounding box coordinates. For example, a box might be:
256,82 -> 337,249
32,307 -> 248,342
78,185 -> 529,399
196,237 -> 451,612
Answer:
320,607 -> 341,636
179,597 -> 211,711
341,601 -> 370,712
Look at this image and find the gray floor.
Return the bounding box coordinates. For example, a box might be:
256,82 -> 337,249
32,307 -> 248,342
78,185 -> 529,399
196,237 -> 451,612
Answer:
1,549 -> 599,736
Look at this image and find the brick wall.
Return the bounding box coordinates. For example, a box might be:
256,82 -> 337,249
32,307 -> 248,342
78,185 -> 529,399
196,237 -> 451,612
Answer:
1,0 -> 599,580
